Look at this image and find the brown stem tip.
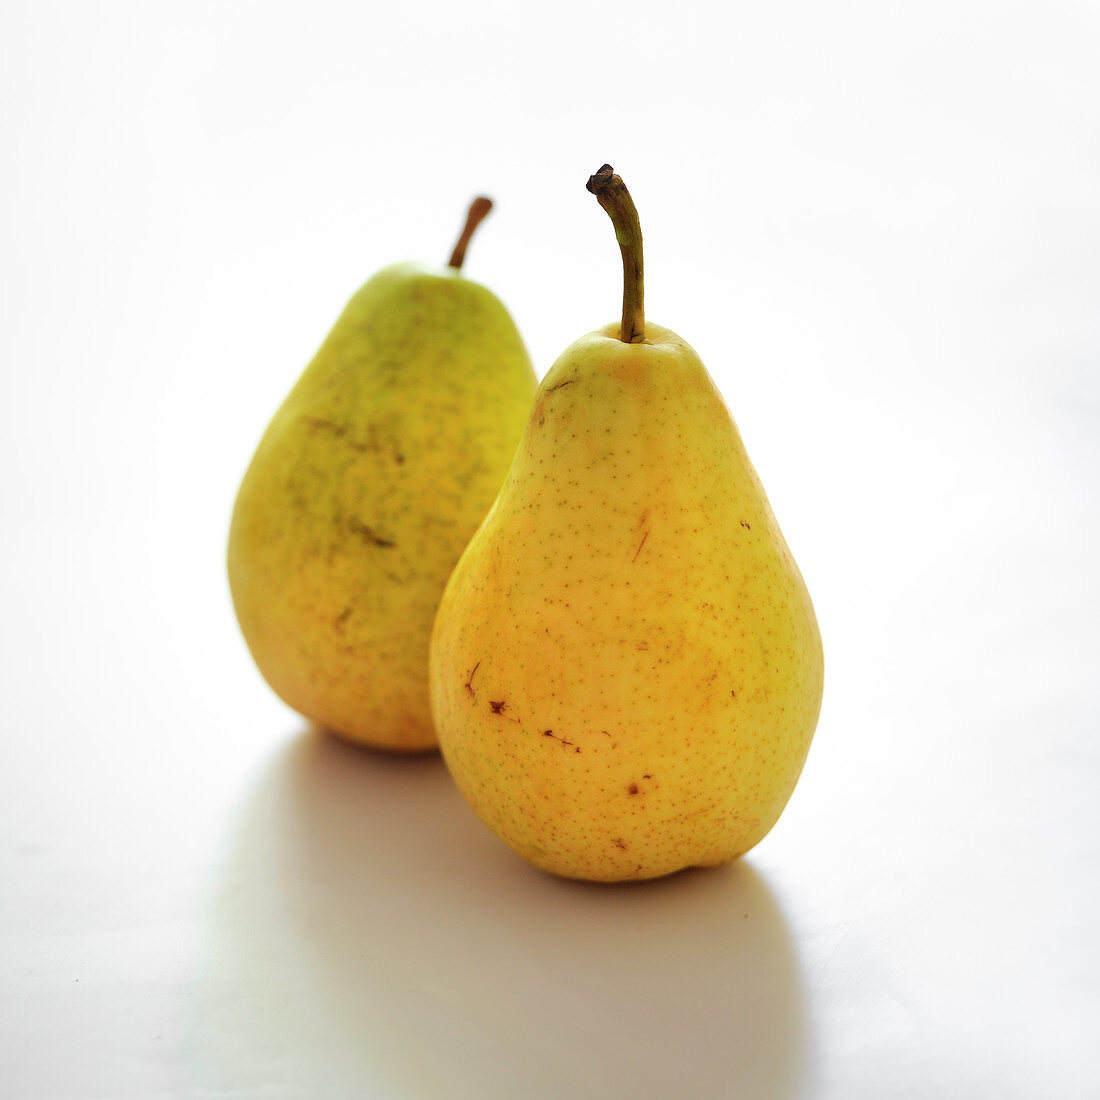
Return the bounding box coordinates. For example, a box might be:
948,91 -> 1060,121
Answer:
448,196 -> 493,270
586,165 -> 645,343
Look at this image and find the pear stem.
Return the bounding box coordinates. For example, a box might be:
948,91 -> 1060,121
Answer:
448,196 -> 493,270
586,164 -> 645,343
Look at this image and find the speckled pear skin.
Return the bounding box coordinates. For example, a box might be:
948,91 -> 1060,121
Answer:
228,262 -> 537,751
430,322 -> 823,879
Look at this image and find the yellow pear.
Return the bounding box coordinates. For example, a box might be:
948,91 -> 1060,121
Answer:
430,167 -> 823,878
229,198 -> 537,751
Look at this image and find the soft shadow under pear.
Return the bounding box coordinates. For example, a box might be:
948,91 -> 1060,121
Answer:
191,730 -> 809,1099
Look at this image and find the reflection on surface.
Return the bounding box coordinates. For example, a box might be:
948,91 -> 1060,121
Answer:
192,730 -> 807,1099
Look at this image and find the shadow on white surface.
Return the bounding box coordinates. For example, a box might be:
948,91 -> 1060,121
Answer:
191,729 -> 808,1099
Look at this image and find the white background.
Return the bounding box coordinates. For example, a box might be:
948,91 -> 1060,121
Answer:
2,1 -> 1098,1097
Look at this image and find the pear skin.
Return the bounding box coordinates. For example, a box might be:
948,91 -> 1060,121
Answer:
430,322 -> 823,879
229,255 -> 537,751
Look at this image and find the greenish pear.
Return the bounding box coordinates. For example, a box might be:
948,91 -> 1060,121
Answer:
430,168 -> 823,878
229,198 -> 537,751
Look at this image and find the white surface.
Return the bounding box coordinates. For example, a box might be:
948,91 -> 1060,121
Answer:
2,2 -> 1098,1097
